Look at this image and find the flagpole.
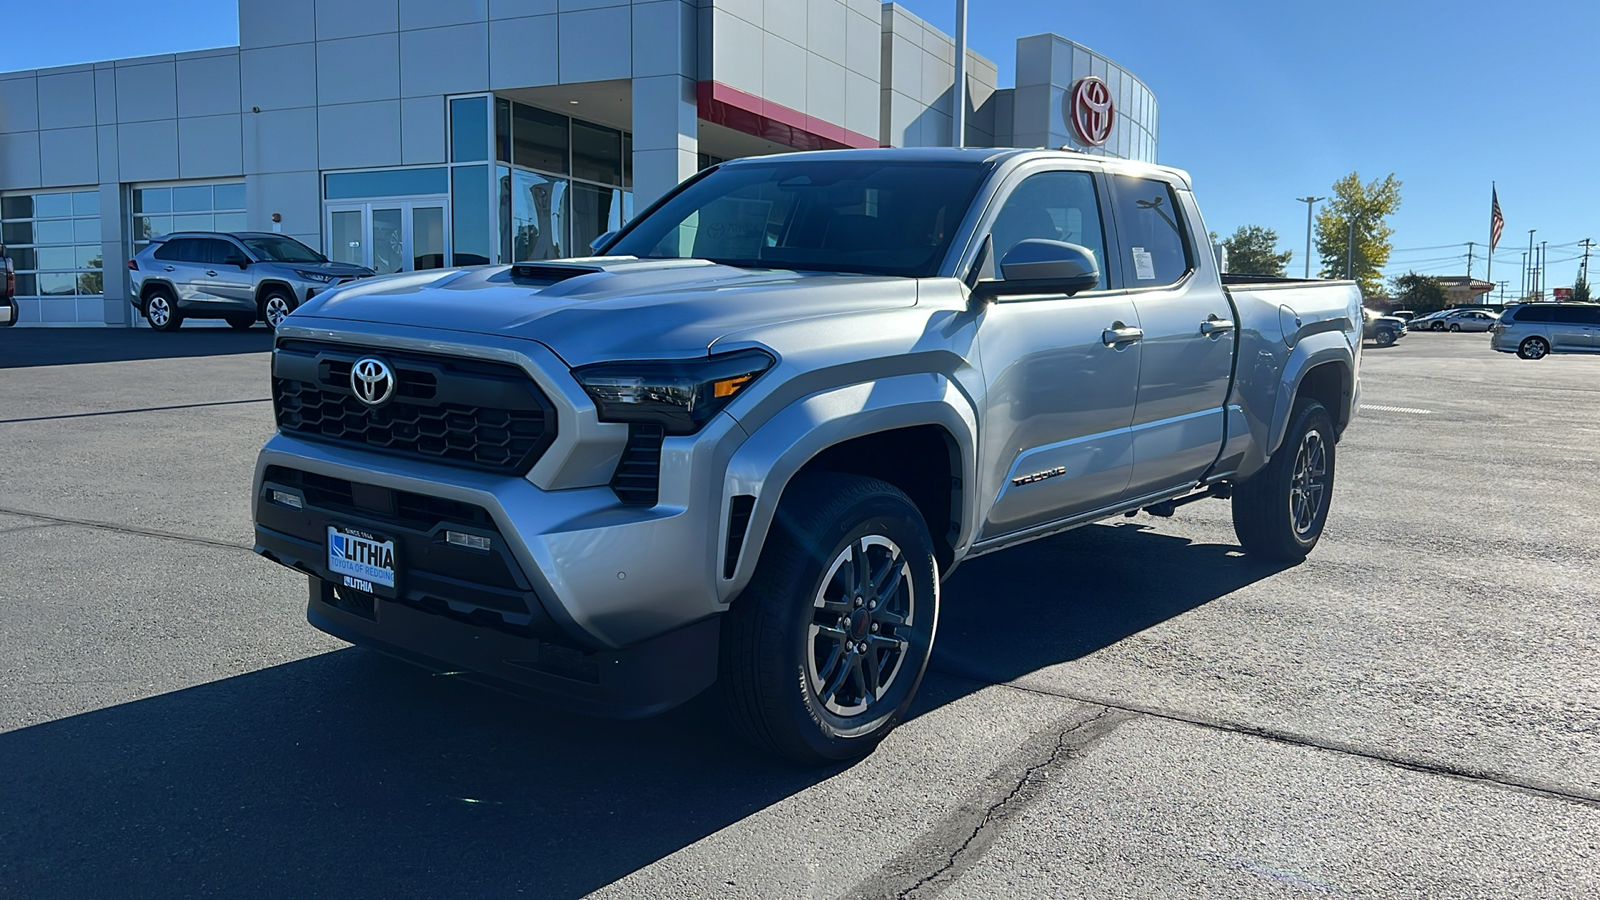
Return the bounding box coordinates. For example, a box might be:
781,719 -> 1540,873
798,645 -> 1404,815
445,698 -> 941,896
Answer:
1485,182 -> 1494,305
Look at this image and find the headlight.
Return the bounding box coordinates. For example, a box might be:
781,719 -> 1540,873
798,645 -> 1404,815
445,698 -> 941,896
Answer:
573,350 -> 775,435
295,270 -> 334,283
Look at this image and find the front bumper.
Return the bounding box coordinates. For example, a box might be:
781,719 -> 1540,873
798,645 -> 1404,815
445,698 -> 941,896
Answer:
303,576 -> 719,718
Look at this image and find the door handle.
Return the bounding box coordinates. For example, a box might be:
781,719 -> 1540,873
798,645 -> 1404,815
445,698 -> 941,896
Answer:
1201,316 -> 1235,336
1102,324 -> 1144,346
163,266 -> 174,272
205,270 -> 218,276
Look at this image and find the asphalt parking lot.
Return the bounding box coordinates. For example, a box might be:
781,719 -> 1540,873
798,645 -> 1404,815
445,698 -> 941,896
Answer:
1,328 -> 1597,898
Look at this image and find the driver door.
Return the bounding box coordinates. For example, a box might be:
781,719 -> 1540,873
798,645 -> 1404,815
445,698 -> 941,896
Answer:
974,168 -> 1142,542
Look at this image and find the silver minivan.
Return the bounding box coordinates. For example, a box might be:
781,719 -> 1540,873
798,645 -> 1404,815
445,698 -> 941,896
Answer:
1490,303 -> 1600,359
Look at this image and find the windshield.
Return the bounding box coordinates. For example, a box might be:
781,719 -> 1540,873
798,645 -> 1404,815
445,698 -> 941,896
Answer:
241,235 -> 327,264
606,160 -> 990,277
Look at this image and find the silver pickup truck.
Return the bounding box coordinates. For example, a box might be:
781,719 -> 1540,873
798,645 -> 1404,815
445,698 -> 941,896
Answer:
252,149 -> 1361,763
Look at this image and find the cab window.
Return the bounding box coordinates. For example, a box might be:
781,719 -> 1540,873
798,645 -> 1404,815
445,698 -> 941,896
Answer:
1109,176 -> 1194,287
985,170 -> 1108,291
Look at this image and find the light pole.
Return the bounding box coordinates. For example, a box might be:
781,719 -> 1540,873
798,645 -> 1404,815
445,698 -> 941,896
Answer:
952,0 -> 967,148
1527,229 -> 1537,300
1296,196 -> 1324,279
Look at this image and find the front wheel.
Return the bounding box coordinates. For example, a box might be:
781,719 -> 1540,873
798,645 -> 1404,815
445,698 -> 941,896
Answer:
1449,323 -> 1461,332
261,289 -> 298,330
1231,399 -> 1336,562
1375,330 -> 1395,347
721,472 -> 939,764
1518,337 -> 1549,360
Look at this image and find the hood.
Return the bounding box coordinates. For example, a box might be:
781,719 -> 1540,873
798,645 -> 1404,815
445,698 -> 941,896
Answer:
294,257 -> 919,366
293,260 -> 374,277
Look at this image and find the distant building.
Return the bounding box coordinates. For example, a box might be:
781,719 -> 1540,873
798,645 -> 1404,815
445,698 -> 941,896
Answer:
1435,276 -> 1495,306
0,1 -> 1160,327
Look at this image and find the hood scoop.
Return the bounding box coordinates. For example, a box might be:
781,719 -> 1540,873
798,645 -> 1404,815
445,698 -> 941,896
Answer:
509,262 -> 605,285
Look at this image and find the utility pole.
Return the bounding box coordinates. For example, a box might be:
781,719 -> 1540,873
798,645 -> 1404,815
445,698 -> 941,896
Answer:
1498,280 -> 1509,304
1581,238 -> 1594,281
1527,229 -> 1537,300
952,0 -> 967,148
1296,196 -> 1324,279
1466,241 -> 1475,279
1521,251 -> 1528,298
1540,240 -> 1548,299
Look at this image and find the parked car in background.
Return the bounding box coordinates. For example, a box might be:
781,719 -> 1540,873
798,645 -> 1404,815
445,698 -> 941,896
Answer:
0,246 -> 15,327
1386,308 -> 1415,322
1362,307 -> 1406,346
1438,309 -> 1499,332
1407,310 -> 1452,330
1491,303 -> 1600,359
129,232 -> 373,332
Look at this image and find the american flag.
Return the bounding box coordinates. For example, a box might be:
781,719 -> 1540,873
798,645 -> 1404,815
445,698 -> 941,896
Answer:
1490,185 -> 1504,251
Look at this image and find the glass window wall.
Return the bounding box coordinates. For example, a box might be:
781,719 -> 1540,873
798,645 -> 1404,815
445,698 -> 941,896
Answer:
2,189 -> 105,323
131,181 -> 248,250
490,97 -> 635,262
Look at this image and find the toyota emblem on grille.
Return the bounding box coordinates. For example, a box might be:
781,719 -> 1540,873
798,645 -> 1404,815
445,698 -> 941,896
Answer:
351,357 -> 396,407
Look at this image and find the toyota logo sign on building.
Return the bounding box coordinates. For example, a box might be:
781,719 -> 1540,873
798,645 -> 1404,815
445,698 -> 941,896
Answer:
1067,76 -> 1116,147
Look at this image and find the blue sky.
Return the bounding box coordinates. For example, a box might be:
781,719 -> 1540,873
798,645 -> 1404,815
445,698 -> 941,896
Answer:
10,0 -> 1597,294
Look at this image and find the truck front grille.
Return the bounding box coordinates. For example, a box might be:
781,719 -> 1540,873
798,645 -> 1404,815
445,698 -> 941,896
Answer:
272,340 -> 557,475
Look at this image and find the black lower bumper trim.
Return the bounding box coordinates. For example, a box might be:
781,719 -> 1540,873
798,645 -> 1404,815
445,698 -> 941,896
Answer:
305,577 -> 721,719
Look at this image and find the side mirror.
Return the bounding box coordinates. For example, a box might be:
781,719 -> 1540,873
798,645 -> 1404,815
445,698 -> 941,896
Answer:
589,231 -> 617,253
974,239 -> 1101,301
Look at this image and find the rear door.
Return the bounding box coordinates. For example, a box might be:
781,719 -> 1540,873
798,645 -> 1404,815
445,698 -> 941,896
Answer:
151,238 -> 210,303
1548,306 -> 1590,350
1109,175 -> 1234,498
973,166 -> 1142,540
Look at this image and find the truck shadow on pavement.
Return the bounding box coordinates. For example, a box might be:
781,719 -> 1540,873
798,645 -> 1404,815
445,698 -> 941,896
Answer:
0,327 -> 274,368
0,522 -> 1286,898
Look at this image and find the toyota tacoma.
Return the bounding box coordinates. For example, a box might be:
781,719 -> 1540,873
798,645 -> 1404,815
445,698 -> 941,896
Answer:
252,149 -> 1361,763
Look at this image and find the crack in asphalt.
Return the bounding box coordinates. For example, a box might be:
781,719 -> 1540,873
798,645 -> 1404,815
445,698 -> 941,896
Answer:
948,672 -> 1600,810
0,397 -> 269,425
842,706 -> 1131,900
0,521 -> 66,536
0,506 -> 253,554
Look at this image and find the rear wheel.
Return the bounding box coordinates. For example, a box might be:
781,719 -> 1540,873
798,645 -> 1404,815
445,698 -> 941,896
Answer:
225,314 -> 256,331
1430,320 -> 1446,331
1448,323 -> 1461,332
261,289 -> 297,330
1232,399 -> 1335,562
1518,336 -> 1550,360
143,288 -> 182,332
721,472 -> 939,764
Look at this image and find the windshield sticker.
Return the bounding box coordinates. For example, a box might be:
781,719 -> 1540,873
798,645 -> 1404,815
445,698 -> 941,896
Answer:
1132,247 -> 1156,280
691,198 -> 772,261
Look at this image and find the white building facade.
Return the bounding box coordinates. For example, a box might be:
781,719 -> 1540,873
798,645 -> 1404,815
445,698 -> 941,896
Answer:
0,0 -> 1156,326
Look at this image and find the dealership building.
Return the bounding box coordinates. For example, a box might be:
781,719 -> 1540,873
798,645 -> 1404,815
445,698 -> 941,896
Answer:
0,0 -> 1157,327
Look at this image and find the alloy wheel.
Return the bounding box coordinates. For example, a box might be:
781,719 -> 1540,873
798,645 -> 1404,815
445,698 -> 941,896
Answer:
146,296 -> 171,327
807,535 -> 914,717
264,296 -> 292,328
1289,428 -> 1329,537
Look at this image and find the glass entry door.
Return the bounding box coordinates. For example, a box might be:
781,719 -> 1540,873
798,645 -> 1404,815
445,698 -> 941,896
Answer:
324,200 -> 449,274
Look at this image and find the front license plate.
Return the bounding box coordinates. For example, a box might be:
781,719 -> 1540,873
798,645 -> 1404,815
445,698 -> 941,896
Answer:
328,526 -> 397,596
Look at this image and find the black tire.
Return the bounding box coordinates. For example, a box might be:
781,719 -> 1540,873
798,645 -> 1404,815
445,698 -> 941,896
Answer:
721,472 -> 939,765
260,289 -> 298,331
143,287 -> 183,332
1430,321 -> 1446,331
225,314 -> 256,331
1518,336 -> 1549,360
1231,399 -> 1336,562
1448,323 -> 1461,332
1375,330 -> 1395,347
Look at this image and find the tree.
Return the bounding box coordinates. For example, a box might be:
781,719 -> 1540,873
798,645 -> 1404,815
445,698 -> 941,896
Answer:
1221,225 -> 1292,276
1390,271 -> 1447,313
1573,274 -> 1592,304
1315,172 -> 1402,297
